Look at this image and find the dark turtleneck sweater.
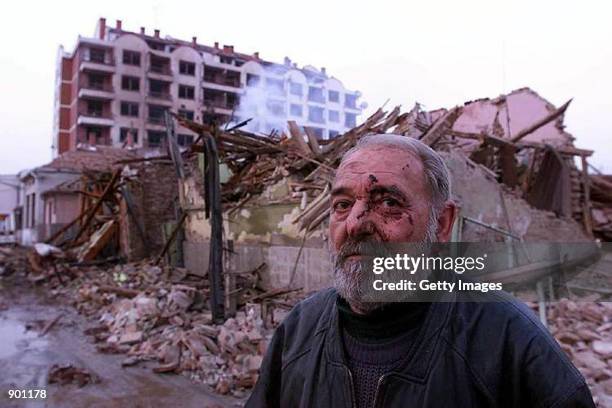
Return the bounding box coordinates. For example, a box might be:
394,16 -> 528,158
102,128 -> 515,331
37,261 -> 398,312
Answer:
337,298 -> 430,408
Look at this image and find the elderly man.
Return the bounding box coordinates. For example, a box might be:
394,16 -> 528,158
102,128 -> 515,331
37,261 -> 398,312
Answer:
246,134 -> 594,408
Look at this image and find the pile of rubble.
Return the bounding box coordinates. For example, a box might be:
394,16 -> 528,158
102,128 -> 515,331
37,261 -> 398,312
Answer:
527,299 -> 612,406
591,175 -> 612,241
0,245 -> 29,276
176,95 -> 609,239
10,248 -> 299,397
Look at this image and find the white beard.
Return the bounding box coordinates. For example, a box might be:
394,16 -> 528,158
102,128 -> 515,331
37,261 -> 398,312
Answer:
332,213 -> 439,314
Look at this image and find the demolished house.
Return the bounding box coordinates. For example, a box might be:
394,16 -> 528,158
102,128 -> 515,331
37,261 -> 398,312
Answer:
32,87 -> 608,289
4,87 -> 611,401
170,87 -> 605,294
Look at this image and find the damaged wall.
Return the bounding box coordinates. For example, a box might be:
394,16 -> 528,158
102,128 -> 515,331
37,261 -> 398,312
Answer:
455,88 -> 573,146
442,151 -> 591,242
120,161 -> 179,261
180,149 -> 590,292
181,157 -> 330,288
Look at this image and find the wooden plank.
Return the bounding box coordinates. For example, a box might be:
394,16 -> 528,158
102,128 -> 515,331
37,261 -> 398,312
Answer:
78,219 -> 117,262
581,155 -> 594,237
510,99 -> 572,143
287,121 -> 313,156
45,210 -> 89,245
165,111 -> 185,180
419,107 -> 462,147
154,212 -> 187,265
303,127 -> 323,157
72,169 -> 121,244
519,142 -> 593,157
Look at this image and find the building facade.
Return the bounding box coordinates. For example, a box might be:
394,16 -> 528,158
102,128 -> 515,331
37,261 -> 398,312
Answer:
0,175 -> 20,242
53,18 -> 363,156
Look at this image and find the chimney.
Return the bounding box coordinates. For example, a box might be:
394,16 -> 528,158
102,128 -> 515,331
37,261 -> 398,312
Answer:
321,67 -> 327,75
284,56 -> 291,67
140,26 -> 145,35
214,42 -> 219,49
192,36 -> 197,45
223,45 -> 234,54
98,17 -> 106,40
154,29 -> 160,38
116,20 -> 122,30
253,51 -> 259,59
292,62 -> 298,68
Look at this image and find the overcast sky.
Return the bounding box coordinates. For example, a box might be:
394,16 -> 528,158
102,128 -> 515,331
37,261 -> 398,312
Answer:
1,0 -> 610,174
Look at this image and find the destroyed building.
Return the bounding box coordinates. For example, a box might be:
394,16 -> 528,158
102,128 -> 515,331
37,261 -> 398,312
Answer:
52,17 -> 364,157
17,87 -> 610,289
14,146 -> 139,245
160,87 -> 606,293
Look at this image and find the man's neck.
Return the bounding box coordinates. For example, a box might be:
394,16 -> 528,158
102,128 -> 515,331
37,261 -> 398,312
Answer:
337,296 -> 430,342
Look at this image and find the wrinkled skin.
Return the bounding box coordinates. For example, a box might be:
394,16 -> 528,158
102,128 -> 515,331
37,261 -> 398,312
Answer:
329,146 -> 457,313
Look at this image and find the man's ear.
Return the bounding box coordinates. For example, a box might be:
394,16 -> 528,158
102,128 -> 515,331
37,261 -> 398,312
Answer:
436,201 -> 458,242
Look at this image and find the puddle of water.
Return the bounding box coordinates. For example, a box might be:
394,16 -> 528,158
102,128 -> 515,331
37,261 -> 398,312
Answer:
0,316 -> 47,359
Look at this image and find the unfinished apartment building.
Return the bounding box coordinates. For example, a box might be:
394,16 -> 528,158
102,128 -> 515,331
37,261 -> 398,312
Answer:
52,18 -> 363,156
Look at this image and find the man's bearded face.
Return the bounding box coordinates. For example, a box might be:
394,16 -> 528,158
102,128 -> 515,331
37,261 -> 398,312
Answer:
328,146 -> 445,314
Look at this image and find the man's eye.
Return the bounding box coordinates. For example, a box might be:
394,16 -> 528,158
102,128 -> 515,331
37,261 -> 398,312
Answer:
333,201 -> 351,211
381,198 -> 400,208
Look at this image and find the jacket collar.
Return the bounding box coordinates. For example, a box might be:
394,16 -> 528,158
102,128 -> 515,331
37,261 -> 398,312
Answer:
323,290 -> 455,383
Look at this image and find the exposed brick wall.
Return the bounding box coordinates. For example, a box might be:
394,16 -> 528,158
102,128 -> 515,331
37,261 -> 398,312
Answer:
139,161 -> 179,256
119,161 -> 179,260
119,181 -> 146,261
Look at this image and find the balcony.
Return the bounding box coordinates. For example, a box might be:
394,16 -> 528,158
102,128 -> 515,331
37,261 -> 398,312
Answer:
203,99 -> 235,111
79,83 -> 114,100
148,54 -> 172,79
203,74 -> 240,88
148,91 -> 172,101
147,116 -> 166,126
79,54 -> 115,73
344,94 -> 359,110
77,110 -> 113,126
149,65 -> 172,76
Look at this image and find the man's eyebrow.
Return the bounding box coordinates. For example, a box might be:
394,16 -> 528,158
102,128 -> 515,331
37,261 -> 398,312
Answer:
368,185 -> 408,200
330,186 -> 352,197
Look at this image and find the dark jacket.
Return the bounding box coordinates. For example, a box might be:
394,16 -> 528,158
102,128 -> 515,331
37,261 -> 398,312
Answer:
246,288 -> 594,408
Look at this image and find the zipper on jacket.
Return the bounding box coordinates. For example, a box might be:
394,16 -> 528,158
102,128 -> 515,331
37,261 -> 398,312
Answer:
343,366 -> 357,408
372,373 -> 389,408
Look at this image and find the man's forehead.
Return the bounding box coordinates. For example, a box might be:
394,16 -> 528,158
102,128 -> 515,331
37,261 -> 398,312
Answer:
335,146 -> 424,180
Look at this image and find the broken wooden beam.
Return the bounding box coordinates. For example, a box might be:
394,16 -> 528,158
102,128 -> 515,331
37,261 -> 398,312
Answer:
72,169 -> 121,245
510,99 -> 572,143
419,107 -> 462,147
154,212 -> 188,265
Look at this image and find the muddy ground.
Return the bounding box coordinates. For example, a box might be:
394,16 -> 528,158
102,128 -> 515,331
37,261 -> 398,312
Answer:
0,275 -> 243,408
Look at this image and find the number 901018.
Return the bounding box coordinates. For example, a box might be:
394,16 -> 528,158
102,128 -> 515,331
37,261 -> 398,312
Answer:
8,389 -> 47,399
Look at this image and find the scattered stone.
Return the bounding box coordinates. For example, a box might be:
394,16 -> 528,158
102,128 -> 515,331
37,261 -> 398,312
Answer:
48,364 -> 98,387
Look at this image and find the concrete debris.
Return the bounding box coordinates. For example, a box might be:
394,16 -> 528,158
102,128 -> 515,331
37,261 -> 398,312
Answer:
174,89 -> 602,243
48,364 -> 99,387
590,175 -> 612,241
0,246 -> 300,397
527,299 -> 612,406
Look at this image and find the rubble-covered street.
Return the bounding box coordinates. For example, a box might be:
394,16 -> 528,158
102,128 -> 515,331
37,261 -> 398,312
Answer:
0,245 -> 303,404
2,245 -> 612,405
0,250 -> 243,407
